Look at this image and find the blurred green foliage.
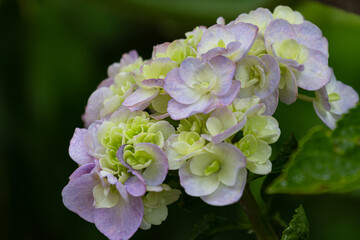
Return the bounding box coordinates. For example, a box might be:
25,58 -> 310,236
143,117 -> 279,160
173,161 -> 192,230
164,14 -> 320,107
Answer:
1,0 -> 360,239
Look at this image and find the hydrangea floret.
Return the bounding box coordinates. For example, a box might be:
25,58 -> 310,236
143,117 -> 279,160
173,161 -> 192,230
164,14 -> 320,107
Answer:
63,5 -> 358,240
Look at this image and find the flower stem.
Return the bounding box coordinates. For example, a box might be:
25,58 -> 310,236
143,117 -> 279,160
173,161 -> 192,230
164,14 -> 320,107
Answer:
240,185 -> 278,240
297,94 -> 315,102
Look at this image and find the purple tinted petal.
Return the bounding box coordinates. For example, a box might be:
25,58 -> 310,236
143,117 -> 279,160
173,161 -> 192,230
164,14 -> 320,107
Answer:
197,24 -> 230,57
279,67 -> 298,105
262,89 -> 279,115
295,49 -> 331,90
206,81 -> 240,113
94,182 -> 143,240
230,22 -> 259,59
164,68 -> 201,105
209,56 -> 236,96
97,78 -> 114,89
152,42 -> 169,58
122,88 -> 159,108
116,145 -> 132,170
69,163 -> 95,181
167,95 -> 213,120
265,19 -> 296,52
127,101 -> 150,112
256,54 -> 280,99
108,50 -> 139,77
316,86 -> 331,111
179,161 -> 219,197
274,53 -> 304,72
203,117 -> 247,144
141,78 -> 164,88
293,21 -> 328,56
69,128 -> 93,165
107,63 -> 121,78
313,99 -> 338,130
83,87 -> 113,128
125,175 -> 146,197
150,112 -> 170,120
201,168 -> 247,206
62,173 -> 98,223
330,80 -> 359,115
119,50 -> 139,68
179,58 -> 212,88
201,47 -> 227,61
135,143 -> 168,186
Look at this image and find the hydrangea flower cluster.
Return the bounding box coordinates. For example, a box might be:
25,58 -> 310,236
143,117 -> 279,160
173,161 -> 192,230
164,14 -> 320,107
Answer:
62,6 -> 358,240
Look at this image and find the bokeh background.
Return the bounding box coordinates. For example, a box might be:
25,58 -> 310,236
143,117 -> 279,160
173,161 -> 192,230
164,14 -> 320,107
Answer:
2,0 -> 360,239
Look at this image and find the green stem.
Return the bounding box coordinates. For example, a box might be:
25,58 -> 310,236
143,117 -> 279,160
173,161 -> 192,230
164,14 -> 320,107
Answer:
297,94 -> 315,102
240,185 -> 278,240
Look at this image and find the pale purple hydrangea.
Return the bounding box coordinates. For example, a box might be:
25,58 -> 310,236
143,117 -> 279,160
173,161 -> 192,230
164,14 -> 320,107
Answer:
179,142 -> 247,206
62,162 -> 144,240
197,21 -> 258,61
265,19 -> 331,94
64,5 -> 359,239
164,56 -> 240,120
82,50 -> 142,127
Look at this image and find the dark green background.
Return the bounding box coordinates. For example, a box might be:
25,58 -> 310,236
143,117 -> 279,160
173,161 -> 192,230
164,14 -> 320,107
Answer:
2,0 -> 360,239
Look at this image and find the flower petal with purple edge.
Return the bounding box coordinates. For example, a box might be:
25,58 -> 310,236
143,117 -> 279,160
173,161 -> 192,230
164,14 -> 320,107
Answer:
210,56 -> 235,96
201,168 -> 247,206
83,87 -> 113,128
135,143 -> 168,186
313,97 -> 338,130
122,88 -> 159,108
257,54 -> 280,98
62,172 -> 98,223
265,19 -> 296,51
94,182 -> 143,240
230,22 -> 259,59
141,78 -> 165,88
202,117 -> 247,144
262,89 -> 279,116
167,94 -> 213,120
108,50 -> 139,77
279,66 -> 298,105
214,143 -> 246,186
179,161 -> 219,196
326,76 -> 359,115
294,49 -> 331,91
69,128 -> 94,165
125,175 -> 146,197
164,68 -> 202,105
315,86 -> 331,111
69,163 -> 95,181
97,77 -> 114,89
293,21 -> 328,57
116,145 -> 132,169
206,81 -> 241,113
150,112 -> 170,120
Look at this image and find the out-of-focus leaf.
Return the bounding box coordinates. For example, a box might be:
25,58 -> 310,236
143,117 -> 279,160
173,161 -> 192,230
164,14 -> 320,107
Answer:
191,214 -> 250,240
267,104 -> 360,194
281,205 -> 309,240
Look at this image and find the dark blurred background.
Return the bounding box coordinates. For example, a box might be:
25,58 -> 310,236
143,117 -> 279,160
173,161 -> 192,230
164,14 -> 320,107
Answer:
1,0 -> 360,239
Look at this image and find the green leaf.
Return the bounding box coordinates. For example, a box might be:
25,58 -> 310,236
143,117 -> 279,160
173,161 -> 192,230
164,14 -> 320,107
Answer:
281,205 -> 309,240
191,214 -> 250,240
267,104 -> 360,194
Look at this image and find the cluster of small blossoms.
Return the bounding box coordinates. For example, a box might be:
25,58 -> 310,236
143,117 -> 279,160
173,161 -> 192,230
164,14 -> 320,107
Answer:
62,6 -> 359,240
